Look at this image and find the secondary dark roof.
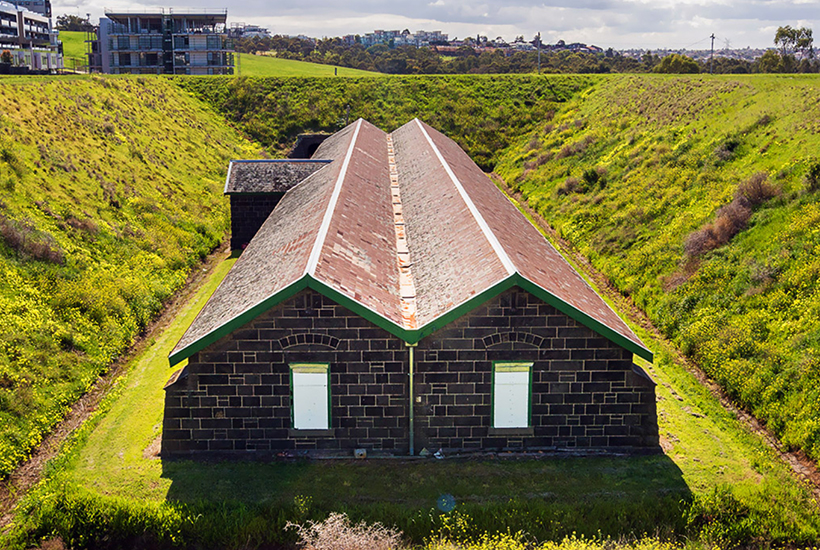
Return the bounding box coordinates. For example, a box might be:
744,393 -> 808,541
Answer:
224,160 -> 331,194
171,118 -> 652,365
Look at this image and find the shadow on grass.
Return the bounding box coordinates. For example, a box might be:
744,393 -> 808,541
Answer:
161,453 -> 691,542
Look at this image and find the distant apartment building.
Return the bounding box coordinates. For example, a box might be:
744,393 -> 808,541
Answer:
10,0 -> 49,16
229,23 -> 269,39
360,29 -> 448,48
87,9 -> 233,75
0,0 -> 61,71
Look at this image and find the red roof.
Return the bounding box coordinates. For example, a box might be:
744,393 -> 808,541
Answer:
170,119 -> 651,365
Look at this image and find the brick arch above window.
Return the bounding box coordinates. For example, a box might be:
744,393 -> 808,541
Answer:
482,331 -> 545,349
276,333 -> 340,350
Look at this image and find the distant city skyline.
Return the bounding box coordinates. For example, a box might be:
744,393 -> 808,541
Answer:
51,0 -> 816,50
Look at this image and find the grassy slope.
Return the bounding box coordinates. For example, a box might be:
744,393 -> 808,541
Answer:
495,74 -> 820,463
173,75 -> 591,170
7,243 -> 818,548
237,53 -> 382,77
3,74 -> 820,548
58,31 -> 88,71
0,76 -> 259,477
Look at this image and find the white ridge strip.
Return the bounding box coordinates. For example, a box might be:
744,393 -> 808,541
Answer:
414,118 -> 516,276
306,118 -> 363,276
386,133 -> 417,330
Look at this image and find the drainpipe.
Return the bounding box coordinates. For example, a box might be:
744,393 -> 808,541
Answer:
406,341 -> 417,456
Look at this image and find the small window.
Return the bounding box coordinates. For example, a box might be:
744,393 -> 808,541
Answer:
290,363 -> 330,430
492,362 -> 532,428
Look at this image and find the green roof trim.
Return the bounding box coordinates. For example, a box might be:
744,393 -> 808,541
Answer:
309,275 -> 518,344
169,273 -> 652,366
225,191 -> 288,197
514,276 -> 653,362
168,276 -> 310,367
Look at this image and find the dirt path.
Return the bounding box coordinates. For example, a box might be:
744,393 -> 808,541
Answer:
0,243 -> 231,527
491,172 -> 820,504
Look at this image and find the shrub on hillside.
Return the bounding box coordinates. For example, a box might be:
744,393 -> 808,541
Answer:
685,173 -> 777,257
523,152 -> 553,171
805,160 -> 820,192
1,144 -> 26,178
556,135 -> 594,159
287,513 -> 405,550
735,172 -> 779,207
581,167 -> 607,192
557,176 -> 580,195
0,213 -> 64,264
714,138 -> 740,162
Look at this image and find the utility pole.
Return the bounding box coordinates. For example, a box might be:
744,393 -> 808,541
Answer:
537,31 -> 541,74
709,33 -> 715,74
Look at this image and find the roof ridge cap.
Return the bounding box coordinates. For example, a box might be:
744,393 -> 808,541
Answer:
413,119 -> 516,276
305,118 -> 363,276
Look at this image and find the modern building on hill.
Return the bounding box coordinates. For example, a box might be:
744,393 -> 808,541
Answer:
87,8 -> 233,75
0,1 -> 61,72
162,119 -> 659,459
228,23 -> 269,39
357,29 -> 448,48
10,0 -> 49,17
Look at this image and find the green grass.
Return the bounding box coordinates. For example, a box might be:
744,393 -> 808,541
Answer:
4,73 -> 820,548
236,53 -> 382,77
495,73 -> 820,465
0,76 -> 259,477
57,31 -> 89,71
6,246 -> 818,547
173,75 -> 592,168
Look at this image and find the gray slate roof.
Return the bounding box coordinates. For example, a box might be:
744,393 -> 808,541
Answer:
224,160 -> 331,194
171,118 -> 652,365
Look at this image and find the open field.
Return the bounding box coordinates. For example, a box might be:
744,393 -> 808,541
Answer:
237,53 -> 383,77
57,31 -> 88,71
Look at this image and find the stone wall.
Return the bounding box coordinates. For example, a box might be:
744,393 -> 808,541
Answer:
162,288 -> 658,457
413,288 -> 657,452
229,194 -> 283,250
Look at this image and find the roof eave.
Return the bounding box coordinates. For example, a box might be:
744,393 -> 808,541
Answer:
168,272 -> 652,367
168,275 -> 310,367
514,275 -> 653,362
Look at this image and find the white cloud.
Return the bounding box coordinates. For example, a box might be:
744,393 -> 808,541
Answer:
51,0 -> 813,48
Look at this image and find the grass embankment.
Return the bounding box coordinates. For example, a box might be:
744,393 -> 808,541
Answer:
495,74 -> 820,465
0,76 -> 259,477
237,52 -> 382,77
57,31 -> 88,72
4,74 -> 820,548
5,238 -> 819,547
173,75 -> 591,170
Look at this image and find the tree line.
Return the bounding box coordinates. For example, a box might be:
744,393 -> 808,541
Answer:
235,26 -> 817,75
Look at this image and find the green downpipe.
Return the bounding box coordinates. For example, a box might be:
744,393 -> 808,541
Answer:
406,341 -> 417,456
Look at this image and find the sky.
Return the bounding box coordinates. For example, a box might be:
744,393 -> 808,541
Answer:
53,0 -> 817,50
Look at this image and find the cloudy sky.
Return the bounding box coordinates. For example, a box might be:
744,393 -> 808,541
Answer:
54,0 -> 816,50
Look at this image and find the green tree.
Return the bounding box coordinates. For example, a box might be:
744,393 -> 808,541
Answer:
756,50 -> 782,73
55,14 -> 91,31
775,25 -> 814,58
654,53 -> 699,74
